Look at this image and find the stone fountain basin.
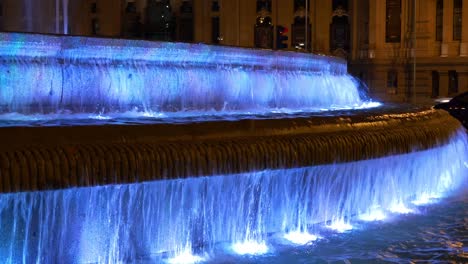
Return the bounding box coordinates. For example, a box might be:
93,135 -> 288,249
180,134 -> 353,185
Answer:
0,106 -> 462,193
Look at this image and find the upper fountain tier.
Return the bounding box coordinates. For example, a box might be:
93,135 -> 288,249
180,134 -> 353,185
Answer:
0,32 -> 345,72
0,32 -> 371,116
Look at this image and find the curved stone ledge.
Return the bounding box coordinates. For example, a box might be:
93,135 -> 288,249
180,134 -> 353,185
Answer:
0,108 -> 462,193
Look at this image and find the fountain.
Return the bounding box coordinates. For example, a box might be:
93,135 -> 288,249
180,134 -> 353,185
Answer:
0,33 -> 368,116
0,32 -> 466,263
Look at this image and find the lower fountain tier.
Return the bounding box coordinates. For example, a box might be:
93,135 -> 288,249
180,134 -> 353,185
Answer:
0,108 -> 463,193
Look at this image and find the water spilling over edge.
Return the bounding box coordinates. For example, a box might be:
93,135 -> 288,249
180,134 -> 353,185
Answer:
0,128 -> 466,263
0,32 -> 376,117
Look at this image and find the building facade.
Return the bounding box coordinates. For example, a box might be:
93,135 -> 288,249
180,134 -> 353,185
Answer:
0,0 -> 467,102
351,0 -> 468,102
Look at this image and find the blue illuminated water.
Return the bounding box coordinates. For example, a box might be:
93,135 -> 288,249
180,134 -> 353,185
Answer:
0,129 -> 466,263
0,102 -> 383,127
211,194 -> 468,263
0,33 -> 376,118
0,32 -> 466,263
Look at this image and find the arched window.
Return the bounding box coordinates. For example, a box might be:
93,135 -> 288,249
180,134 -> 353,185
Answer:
330,1 -> 350,57
385,0 -> 401,43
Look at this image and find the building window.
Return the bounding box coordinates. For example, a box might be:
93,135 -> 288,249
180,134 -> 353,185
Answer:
126,2 -> 137,13
178,1 -> 194,42
436,0 -> 443,41
453,0 -> 462,41
294,0 -> 310,12
332,0 -> 348,11
91,2 -> 97,14
256,0 -> 271,13
330,15 -> 350,54
254,16 -> 274,49
212,17 -> 220,44
145,0 -> 175,41
255,0 -> 273,49
449,70 -> 458,94
386,0 -> 401,43
387,70 -> 398,89
211,1 -> 220,12
92,18 -> 99,35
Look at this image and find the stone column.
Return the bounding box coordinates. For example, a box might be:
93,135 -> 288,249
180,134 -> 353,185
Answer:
441,0 -> 454,56
95,0 -> 123,37
219,0 -> 240,46
238,0 -> 256,47
368,0 -> 385,59
414,0 -> 431,57
460,0 -> 468,56
314,0 -> 331,54
349,0 -> 359,60
193,0 -> 206,43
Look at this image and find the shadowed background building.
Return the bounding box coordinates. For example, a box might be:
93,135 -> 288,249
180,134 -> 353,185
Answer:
0,0 -> 467,102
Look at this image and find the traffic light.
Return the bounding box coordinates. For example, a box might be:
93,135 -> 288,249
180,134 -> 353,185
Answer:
276,25 -> 289,49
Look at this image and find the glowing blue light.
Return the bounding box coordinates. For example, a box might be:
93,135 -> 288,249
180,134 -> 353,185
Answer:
283,231 -> 319,245
89,114 -> 112,120
231,241 -> 269,255
166,251 -> 207,264
142,111 -> 165,118
389,202 -> 414,214
358,208 -> 387,221
411,193 -> 441,206
326,220 -> 353,233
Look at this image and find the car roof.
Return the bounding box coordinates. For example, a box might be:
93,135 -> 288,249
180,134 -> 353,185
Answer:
452,91 -> 468,104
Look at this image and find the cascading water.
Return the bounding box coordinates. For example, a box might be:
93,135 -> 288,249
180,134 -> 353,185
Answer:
0,32 -> 467,263
0,129 -> 466,262
0,32 -> 376,120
